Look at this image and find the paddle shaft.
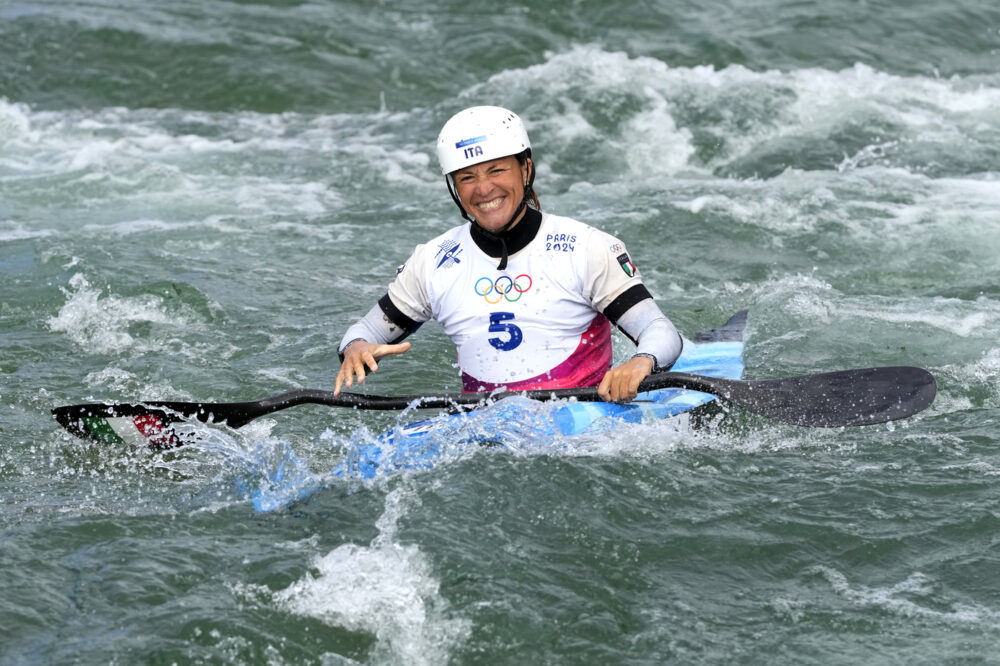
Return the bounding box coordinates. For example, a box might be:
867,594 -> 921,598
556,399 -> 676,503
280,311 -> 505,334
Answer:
52,366 -> 936,438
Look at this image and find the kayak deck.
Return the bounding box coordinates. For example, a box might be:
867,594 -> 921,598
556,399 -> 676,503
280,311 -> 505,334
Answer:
332,311 -> 747,480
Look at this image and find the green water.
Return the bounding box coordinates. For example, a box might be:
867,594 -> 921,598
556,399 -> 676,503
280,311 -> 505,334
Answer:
2,1 -> 1000,663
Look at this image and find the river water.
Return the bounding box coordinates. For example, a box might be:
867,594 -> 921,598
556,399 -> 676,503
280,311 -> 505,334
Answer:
2,1 -> 1000,663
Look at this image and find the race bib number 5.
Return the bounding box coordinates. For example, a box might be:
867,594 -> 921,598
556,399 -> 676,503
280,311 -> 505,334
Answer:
488,312 -> 523,351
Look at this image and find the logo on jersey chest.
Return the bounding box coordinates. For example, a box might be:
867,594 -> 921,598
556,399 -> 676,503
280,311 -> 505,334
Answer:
474,274 -> 533,304
435,240 -> 463,269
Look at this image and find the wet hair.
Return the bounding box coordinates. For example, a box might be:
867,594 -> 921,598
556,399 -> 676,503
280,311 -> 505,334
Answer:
516,150 -> 540,211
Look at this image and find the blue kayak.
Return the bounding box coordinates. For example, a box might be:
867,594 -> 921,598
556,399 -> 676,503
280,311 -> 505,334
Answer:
248,311 -> 746,511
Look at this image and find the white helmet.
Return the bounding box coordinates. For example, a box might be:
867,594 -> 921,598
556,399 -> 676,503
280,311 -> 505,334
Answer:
436,106 -> 531,175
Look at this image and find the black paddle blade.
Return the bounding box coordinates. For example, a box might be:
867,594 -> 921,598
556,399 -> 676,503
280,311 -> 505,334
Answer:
699,366 -> 937,427
50,390 -> 346,448
52,402 -> 194,450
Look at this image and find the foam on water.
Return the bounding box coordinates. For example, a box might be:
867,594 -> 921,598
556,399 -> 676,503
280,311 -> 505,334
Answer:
271,485 -> 470,665
713,271 -> 998,335
668,166 -> 1000,241
940,346 -> 1000,407
0,102 -> 374,232
82,367 -> 188,400
471,47 -> 1000,181
0,101 -> 419,178
809,567 -> 1000,628
48,273 -> 200,355
4,45 -> 998,228
0,99 -> 33,148
0,222 -> 54,242
836,299 -> 994,338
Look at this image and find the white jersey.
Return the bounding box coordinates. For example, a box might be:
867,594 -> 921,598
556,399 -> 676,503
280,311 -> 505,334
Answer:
386,212 -> 646,391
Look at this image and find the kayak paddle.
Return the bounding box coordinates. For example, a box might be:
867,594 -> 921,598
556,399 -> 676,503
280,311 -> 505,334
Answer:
52,366 -> 935,448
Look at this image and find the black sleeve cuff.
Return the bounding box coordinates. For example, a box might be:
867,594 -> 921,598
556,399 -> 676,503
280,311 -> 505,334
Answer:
378,293 -> 422,342
603,284 -> 653,324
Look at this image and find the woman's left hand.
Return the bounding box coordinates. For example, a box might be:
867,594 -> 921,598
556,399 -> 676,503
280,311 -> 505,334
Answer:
598,355 -> 655,402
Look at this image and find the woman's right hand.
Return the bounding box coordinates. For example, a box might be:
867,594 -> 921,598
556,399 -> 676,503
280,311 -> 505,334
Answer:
334,340 -> 412,395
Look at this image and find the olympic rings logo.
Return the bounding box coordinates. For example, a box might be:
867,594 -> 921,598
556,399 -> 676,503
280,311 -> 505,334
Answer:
474,274 -> 533,304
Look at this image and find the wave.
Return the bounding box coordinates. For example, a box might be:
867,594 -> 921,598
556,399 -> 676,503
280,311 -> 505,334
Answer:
3,46 -> 998,196
247,485 -> 470,665
470,46 -> 1000,180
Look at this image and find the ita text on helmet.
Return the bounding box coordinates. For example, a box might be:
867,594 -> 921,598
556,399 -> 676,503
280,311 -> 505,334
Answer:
436,106 -> 531,175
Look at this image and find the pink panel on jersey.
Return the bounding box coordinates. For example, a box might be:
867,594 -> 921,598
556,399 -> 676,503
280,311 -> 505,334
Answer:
462,314 -> 612,392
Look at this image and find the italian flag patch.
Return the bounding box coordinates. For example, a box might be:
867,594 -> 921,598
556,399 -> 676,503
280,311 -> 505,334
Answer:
616,252 -> 637,277
82,414 -> 180,449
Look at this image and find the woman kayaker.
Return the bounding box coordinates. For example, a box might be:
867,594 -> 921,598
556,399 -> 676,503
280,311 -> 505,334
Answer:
335,105 -> 682,402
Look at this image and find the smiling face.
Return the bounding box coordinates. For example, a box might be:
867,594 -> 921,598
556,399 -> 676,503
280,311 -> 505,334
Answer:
452,155 -> 531,233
